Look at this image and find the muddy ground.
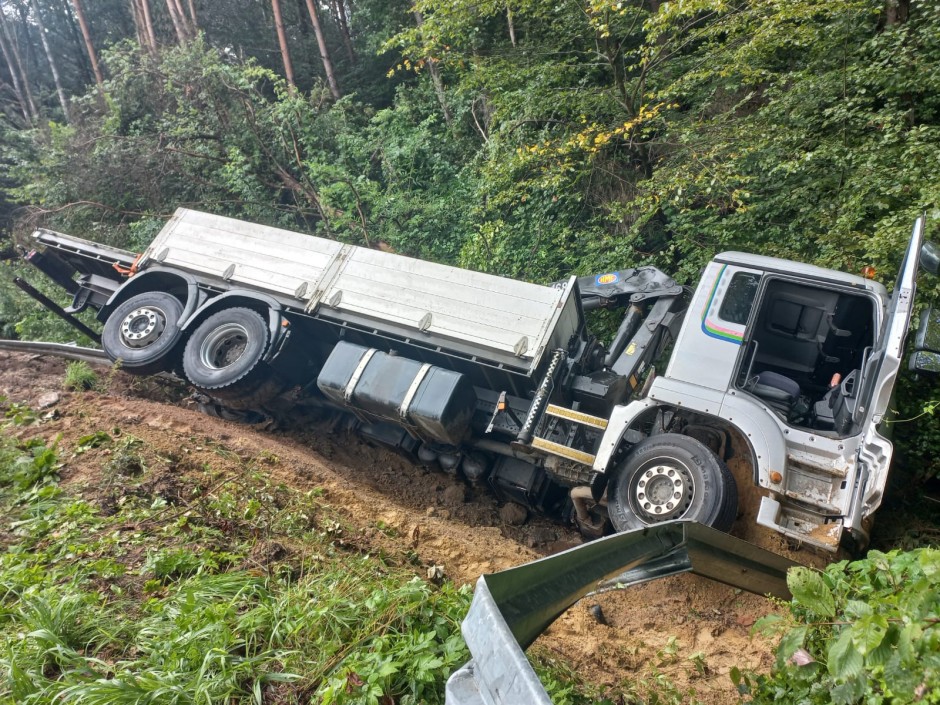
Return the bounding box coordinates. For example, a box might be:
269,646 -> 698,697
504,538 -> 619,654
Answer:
0,350 -> 834,702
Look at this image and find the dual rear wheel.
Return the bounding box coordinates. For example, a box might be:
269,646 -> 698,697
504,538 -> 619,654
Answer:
102,293 -> 282,408
182,307 -> 283,409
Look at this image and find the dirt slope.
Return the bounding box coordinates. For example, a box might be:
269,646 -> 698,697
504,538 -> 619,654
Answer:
0,350 -> 817,702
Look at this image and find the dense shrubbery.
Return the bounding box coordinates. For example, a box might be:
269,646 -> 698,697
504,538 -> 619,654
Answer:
739,550 -> 940,704
4,2 -> 940,287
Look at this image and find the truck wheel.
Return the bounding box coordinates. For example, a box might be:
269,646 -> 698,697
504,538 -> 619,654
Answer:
607,433 -> 737,533
182,307 -> 283,408
101,292 -> 184,375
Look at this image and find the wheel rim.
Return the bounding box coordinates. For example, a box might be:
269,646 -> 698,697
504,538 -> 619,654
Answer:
120,307 -> 167,349
629,455 -> 695,523
200,323 -> 249,370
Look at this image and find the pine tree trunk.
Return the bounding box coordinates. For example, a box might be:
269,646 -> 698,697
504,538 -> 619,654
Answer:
303,0 -> 340,98
332,0 -> 355,63
164,0 -> 187,43
271,0 -> 295,91
0,22 -> 29,121
295,0 -> 309,36
130,0 -> 148,50
70,0 -> 104,90
885,0 -> 909,24
0,3 -> 38,120
31,0 -> 70,120
186,0 -> 197,30
172,0 -> 192,37
140,0 -> 157,52
59,0 -> 93,86
413,11 -> 451,127
506,4 -> 516,47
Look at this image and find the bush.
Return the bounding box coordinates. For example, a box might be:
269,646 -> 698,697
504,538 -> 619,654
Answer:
738,550 -> 940,704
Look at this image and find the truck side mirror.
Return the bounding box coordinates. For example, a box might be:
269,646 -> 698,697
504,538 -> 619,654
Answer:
910,305 -> 940,377
910,350 -> 940,376
914,305 -> 940,353
922,240 -> 939,276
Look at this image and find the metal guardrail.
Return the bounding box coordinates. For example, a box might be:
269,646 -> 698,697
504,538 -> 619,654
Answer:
0,339 -> 110,366
446,521 -> 799,705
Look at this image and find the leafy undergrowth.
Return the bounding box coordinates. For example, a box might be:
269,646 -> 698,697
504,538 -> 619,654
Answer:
738,550 -> 940,704
0,412 -> 604,704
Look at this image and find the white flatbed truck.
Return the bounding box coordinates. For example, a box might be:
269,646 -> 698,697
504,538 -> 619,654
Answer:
20,209 -> 940,553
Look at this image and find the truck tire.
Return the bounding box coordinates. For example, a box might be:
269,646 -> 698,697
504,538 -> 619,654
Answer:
101,292 -> 184,375
182,307 -> 284,408
607,433 -> 737,533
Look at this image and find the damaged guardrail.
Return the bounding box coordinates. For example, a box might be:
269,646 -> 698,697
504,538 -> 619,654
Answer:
0,339 -> 110,365
446,521 -> 800,705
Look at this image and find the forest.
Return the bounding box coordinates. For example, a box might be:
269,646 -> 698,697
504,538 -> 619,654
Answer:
0,0 -> 937,473
0,0 -> 938,703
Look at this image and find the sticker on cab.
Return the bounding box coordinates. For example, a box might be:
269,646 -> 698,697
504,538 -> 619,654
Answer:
595,272 -> 619,285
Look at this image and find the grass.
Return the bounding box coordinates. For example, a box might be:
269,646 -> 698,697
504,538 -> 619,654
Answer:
62,362 -> 99,392
0,407 -> 606,705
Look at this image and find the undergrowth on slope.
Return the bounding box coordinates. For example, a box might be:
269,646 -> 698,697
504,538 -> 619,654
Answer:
738,551 -> 940,704
0,406 -> 610,704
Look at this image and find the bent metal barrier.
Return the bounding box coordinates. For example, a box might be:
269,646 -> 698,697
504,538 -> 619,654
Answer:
445,521 -> 800,705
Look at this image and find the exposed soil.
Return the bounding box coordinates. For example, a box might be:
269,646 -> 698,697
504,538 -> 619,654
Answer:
0,350 -> 826,702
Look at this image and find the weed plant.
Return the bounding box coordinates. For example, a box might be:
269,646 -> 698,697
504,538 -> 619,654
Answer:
62,362 -> 99,392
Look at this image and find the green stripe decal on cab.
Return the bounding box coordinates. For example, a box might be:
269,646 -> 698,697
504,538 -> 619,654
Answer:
700,265 -> 744,345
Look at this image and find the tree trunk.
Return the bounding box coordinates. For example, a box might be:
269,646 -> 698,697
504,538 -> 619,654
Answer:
0,21 -> 28,121
295,0 -> 309,35
271,0 -> 295,91
885,0 -> 909,24
506,3 -> 516,47
186,0 -> 197,30
59,0 -> 93,86
0,2 -> 37,120
130,0 -> 145,47
413,11 -> 451,127
140,0 -> 157,52
31,0 -> 70,120
303,0 -> 340,98
70,0 -> 104,91
332,0 -> 355,63
164,0 -> 187,43
172,0 -> 192,37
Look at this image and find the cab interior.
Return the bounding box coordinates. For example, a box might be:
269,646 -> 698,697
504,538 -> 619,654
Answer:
735,278 -> 877,436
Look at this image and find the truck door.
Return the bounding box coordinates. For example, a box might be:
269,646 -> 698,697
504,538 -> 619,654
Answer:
856,216 -> 925,426
665,262 -> 762,393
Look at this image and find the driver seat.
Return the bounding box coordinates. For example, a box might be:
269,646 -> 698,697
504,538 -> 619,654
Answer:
748,370 -> 801,416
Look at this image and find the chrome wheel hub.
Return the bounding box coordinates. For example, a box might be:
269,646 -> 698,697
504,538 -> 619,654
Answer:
633,461 -> 694,521
200,323 -> 249,369
120,307 -> 166,349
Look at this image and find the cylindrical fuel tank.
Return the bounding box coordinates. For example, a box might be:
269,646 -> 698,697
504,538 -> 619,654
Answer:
316,341 -> 477,446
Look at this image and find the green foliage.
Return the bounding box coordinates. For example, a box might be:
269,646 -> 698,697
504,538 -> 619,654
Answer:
63,361 -> 99,391
740,550 -> 940,703
0,434 -> 61,492
0,427 -> 600,704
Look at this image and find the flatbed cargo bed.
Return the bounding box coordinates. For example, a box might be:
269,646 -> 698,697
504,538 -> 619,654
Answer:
141,209 -> 580,375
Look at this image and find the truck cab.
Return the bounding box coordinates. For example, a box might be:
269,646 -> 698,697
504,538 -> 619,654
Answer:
593,217 -> 933,552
